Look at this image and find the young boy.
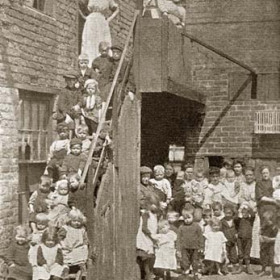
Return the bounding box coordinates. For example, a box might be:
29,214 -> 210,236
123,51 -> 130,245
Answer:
76,125 -> 91,155
221,204 -> 239,274
59,138 -> 87,178
77,53 -> 98,89
234,204 -> 255,274
177,213 -> 204,280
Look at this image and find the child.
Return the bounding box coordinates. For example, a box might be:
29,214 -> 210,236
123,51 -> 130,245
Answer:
199,208 -> 212,235
91,41 -> 113,99
272,164 -> 280,190
4,225 -> 32,280
68,172 -> 87,216
76,125 -> 91,155
136,196 -> 159,280
177,213 -> 203,279
234,204 -> 255,274
59,138 -> 87,178
166,210 -> 181,234
36,227 -> 67,280
220,158 -> 233,183
221,204 -> 239,274
76,79 -> 104,135
48,179 -> 70,227
152,219 -> 177,280
203,217 -> 227,275
28,213 -> 49,280
221,170 -> 240,206
212,201 -> 224,221
203,167 -> 223,207
77,53 -> 98,89
29,175 -> 53,233
150,165 -> 172,204
58,209 -> 88,270
258,210 -> 277,277
46,122 -> 70,182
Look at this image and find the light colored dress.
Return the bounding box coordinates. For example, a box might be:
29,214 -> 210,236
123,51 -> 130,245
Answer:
272,175 -> 280,189
82,0 -> 118,66
150,178 -> 172,200
60,225 -> 89,266
221,181 -> 239,205
136,211 -> 158,255
154,230 -> 177,270
274,230 -> 280,265
204,231 -> 227,263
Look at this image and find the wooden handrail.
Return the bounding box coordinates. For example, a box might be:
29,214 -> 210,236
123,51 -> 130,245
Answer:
80,10 -> 140,185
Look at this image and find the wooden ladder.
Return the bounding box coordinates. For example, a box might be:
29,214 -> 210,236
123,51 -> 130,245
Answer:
80,10 -> 139,187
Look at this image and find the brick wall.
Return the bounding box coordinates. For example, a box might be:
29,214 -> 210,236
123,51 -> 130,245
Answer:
0,0 -> 79,249
183,0 -> 280,162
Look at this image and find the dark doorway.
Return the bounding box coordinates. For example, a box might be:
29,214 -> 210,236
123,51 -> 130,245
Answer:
141,92 -> 202,167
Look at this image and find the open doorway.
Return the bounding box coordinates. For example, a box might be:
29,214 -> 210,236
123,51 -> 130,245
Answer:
141,92 -> 204,167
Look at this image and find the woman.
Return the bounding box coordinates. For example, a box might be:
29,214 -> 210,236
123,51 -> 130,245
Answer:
255,166 -> 277,224
80,0 -> 119,66
233,159 -> 246,184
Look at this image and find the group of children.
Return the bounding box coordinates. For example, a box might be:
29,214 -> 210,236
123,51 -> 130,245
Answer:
0,43 -> 122,279
137,160 -> 280,280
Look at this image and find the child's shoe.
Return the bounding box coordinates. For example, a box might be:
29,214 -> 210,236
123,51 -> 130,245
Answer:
246,264 -> 254,275
183,269 -> 190,275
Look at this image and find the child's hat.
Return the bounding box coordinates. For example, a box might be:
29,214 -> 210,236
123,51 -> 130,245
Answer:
70,138 -> 82,147
63,70 -> 78,79
56,122 -> 69,133
78,53 -> 89,61
140,166 -> 152,175
111,45 -> 123,52
84,78 -> 98,89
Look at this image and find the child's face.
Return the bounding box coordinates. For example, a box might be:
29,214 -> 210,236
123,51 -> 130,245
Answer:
160,224 -> 170,234
78,131 -> 88,141
167,213 -> 179,224
233,163 -> 243,175
86,84 -> 96,95
100,47 -> 110,57
79,59 -> 88,70
65,78 -> 76,88
210,174 -> 220,185
241,208 -> 250,218
226,173 -> 235,183
70,219 -> 82,229
195,173 -> 204,182
165,165 -> 174,177
58,183 -> 69,196
141,174 -> 150,185
58,129 -> 69,140
184,168 -> 194,181
184,214 -> 193,225
154,171 -> 164,181
213,207 -> 222,217
262,168 -> 270,180
37,222 -> 48,231
224,208 -> 233,221
112,49 -> 122,61
15,236 -> 27,245
204,214 -> 211,224
225,163 -> 232,170
245,170 -> 254,184
99,130 -> 107,140
212,224 -> 220,232
71,144 -> 82,156
45,239 -> 56,248
39,183 -> 50,193
69,177 -> 79,190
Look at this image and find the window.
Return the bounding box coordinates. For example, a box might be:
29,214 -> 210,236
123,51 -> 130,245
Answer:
254,111 -> 280,134
25,0 -> 55,16
18,91 -> 53,162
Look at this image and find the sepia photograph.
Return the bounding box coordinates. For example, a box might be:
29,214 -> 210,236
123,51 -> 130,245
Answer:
0,0 -> 280,279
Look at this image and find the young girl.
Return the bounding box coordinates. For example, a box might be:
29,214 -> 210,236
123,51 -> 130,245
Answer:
76,125 -> 91,155
36,227 -> 68,280
212,201 -> 224,221
29,175 -> 53,233
150,165 -> 172,204
58,209 -> 88,271
45,122 -> 70,181
203,217 -> 227,275
152,219 -> 177,280
5,225 -> 32,280
48,179 -> 70,227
